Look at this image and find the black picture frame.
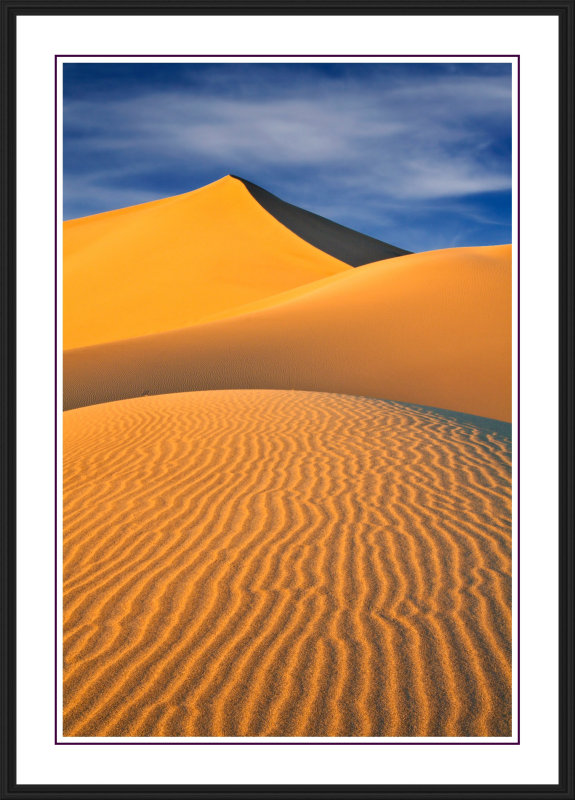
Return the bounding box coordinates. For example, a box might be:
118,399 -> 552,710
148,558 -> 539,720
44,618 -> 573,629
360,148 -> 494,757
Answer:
1,1 -> 573,797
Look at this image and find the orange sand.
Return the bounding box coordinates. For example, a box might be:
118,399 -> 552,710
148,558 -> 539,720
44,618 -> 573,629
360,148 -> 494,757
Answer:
64,176 -> 350,349
64,245 -> 511,421
63,389 -> 511,738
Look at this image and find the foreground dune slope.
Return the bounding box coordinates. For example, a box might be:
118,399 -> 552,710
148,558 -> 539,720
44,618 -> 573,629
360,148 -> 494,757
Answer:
64,176 -> 351,349
63,389 -> 511,738
64,245 -> 511,421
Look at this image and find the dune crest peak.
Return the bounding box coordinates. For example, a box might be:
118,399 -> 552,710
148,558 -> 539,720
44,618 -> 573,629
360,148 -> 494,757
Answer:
63,176 -> 353,349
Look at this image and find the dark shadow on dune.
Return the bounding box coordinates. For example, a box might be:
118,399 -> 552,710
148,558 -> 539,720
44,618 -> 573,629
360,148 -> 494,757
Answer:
232,176 -> 411,267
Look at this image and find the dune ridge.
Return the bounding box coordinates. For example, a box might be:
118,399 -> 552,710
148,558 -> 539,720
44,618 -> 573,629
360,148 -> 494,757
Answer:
233,176 -> 411,266
63,389 -> 512,738
64,176 -> 351,349
64,244 -> 511,421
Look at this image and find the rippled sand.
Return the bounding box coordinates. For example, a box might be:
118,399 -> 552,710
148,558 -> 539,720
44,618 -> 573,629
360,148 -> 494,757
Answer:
63,389 -> 511,738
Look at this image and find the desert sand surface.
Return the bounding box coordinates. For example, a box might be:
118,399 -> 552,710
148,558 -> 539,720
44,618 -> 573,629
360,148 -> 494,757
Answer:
63,176 -> 352,349
63,389 -> 511,738
64,245 -> 511,421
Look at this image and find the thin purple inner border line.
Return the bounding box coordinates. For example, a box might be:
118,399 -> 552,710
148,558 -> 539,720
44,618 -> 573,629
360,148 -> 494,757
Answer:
54,53 -> 520,747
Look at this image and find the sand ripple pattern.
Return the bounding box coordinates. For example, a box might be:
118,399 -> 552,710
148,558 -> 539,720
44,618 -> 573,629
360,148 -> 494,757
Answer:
63,390 -> 512,738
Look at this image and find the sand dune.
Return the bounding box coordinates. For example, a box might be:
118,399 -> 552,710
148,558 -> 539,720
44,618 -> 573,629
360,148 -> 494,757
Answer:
64,245 -> 511,421
64,176 -> 351,349
63,389 -> 511,738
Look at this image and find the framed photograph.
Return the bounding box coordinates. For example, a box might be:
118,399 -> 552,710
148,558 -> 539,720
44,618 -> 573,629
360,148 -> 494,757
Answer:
1,1 -> 573,797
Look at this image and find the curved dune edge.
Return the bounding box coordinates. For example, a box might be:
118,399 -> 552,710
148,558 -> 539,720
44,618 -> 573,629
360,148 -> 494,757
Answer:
64,176 -> 351,349
64,244 -> 512,421
63,389 -> 512,738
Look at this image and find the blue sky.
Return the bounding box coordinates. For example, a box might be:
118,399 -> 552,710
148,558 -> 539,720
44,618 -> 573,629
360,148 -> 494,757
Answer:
63,62 -> 512,252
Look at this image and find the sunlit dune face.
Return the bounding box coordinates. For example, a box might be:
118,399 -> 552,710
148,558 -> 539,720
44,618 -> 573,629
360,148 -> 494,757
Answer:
63,390 -> 511,738
63,176 -> 350,349
64,244 -> 511,421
